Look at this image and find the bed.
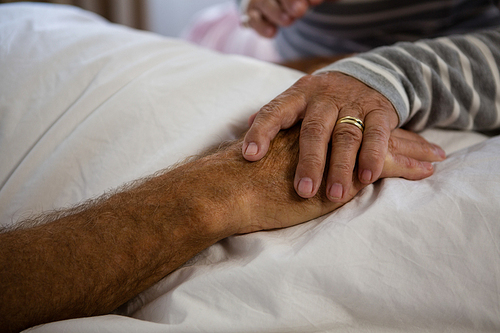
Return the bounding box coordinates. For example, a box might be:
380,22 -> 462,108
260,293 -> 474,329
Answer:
1,3 -> 499,332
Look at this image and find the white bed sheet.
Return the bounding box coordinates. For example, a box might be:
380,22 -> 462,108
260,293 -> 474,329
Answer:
0,3 -> 499,333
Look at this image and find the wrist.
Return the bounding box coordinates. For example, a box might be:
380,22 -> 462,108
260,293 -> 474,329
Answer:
152,154 -> 244,240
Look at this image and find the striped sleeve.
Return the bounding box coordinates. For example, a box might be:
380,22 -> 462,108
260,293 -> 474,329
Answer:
315,27 -> 500,131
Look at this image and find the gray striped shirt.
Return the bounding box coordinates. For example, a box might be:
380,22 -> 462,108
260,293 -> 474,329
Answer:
238,0 -> 500,131
316,27 -> 500,131
275,0 -> 500,60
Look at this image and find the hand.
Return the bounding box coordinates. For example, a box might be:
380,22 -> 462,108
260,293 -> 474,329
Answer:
242,71 -> 447,203
237,125 -> 445,234
243,0 -> 326,38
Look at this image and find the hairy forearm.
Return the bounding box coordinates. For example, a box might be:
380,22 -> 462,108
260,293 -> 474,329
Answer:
1,125 -> 329,332
0,153 -> 244,332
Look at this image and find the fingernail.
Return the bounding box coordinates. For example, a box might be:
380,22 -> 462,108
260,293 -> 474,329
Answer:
360,169 -> 372,183
424,162 -> 433,171
433,145 -> 446,159
329,183 -> 343,200
245,142 -> 258,156
297,177 -> 314,196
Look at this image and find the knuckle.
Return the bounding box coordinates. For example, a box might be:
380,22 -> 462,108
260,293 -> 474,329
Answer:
331,161 -> 353,176
361,148 -> 386,165
301,119 -> 329,141
247,112 -> 281,139
360,126 -> 390,160
258,101 -> 291,123
362,147 -> 388,164
364,124 -> 389,142
259,102 -> 284,119
387,136 -> 399,153
300,152 -> 324,171
333,126 -> 363,146
400,155 -> 419,169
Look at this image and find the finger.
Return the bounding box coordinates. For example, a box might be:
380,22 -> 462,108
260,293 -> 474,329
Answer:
280,0 -> 309,18
335,133 -> 439,205
380,153 -> 434,180
256,0 -> 293,26
390,128 -> 446,160
247,9 -> 277,37
248,111 -> 259,127
326,110 -> 364,202
388,132 -> 446,162
243,87 -> 308,161
294,101 -> 338,198
356,110 -> 393,185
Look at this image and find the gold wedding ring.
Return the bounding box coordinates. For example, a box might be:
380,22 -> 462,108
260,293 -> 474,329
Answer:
336,116 -> 365,133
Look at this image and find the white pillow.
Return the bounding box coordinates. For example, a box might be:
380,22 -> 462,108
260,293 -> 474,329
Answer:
0,3 -> 301,226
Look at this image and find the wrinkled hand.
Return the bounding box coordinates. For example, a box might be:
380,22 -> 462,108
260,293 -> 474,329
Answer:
242,71 -> 447,203
243,0 -> 327,37
236,125 -> 445,234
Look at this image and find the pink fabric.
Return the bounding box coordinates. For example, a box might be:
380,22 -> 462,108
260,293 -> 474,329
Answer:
181,3 -> 281,63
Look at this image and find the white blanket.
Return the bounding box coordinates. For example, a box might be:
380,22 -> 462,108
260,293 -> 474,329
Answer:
0,4 -> 498,333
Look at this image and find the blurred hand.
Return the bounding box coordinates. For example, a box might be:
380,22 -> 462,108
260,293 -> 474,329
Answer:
242,71 -> 447,203
243,0 -> 328,37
